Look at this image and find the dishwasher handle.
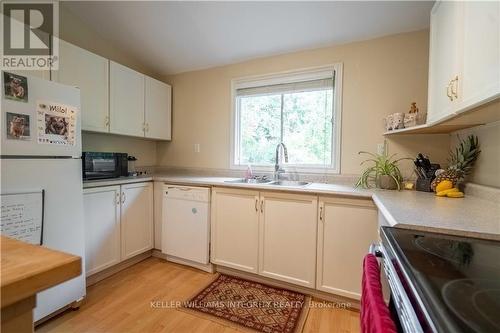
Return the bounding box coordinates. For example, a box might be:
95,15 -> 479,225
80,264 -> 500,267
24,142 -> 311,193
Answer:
166,186 -> 192,191
163,185 -> 210,202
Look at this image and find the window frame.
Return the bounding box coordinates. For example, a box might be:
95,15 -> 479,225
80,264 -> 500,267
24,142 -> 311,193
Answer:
229,64 -> 343,174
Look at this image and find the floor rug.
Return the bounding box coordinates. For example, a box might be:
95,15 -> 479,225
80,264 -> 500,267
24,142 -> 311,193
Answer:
181,274 -> 310,333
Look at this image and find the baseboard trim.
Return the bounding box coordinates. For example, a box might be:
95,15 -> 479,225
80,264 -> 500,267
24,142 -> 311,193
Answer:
152,250 -> 214,273
215,265 -> 360,310
86,250 -> 153,287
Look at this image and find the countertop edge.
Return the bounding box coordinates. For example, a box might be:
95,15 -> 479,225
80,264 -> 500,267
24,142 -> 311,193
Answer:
83,176 -> 153,188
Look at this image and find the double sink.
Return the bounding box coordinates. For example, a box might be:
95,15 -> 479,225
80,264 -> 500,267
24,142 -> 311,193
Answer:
224,178 -> 310,187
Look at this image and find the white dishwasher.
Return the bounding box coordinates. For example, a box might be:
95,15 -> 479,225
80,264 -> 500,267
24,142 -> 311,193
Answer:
162,185 -> 211,269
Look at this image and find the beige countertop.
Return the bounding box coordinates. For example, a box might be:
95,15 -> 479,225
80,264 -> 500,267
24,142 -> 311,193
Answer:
83,174 -> 500,241
373,190 -> 500,241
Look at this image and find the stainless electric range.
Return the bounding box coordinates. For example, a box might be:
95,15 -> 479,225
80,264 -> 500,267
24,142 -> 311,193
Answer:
378,226 -> 500,333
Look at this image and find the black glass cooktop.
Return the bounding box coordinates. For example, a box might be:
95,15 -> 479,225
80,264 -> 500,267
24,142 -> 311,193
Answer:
382,227 -> 500,333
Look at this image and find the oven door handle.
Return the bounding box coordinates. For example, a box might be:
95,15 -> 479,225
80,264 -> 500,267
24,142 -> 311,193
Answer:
369,243 -> 383,257
380,245 -> 426,333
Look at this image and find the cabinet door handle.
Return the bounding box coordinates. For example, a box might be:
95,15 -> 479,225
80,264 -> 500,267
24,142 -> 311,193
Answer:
260,199 -> 264,213
446,81 -> 453,101
451,75 -> 459,99
105,116 -> 110,127
116,192 -> 120,205
319,206 -> 323,221
255,198 -> 258,212
121,192 -> 126,204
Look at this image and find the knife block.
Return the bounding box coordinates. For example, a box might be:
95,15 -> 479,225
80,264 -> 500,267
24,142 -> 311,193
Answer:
416,177 -> 433,192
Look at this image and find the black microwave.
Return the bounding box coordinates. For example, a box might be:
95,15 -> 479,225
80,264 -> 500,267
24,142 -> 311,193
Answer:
82,152 -> 128,180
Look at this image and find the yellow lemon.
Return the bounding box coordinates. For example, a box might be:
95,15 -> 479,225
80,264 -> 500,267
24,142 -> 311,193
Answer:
435,180 -> 453,193
436,188 -> 459,197
447,191 -> 464,198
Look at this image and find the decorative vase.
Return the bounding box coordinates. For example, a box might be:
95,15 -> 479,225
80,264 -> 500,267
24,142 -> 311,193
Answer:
392,113 -> 405,130
378,175 -> 398,190
404,113 -> 418,128
385,114 -> 394,131
417,110 -> 427,125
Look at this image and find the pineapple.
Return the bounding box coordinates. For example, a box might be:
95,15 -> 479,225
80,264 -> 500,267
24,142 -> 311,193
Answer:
431,135 -> 480,191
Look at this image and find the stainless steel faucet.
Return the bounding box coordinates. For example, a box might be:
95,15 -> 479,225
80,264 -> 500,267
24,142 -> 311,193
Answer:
274,143 -> 288,180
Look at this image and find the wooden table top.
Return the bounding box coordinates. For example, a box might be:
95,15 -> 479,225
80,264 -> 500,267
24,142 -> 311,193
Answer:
1,236 -> 81,308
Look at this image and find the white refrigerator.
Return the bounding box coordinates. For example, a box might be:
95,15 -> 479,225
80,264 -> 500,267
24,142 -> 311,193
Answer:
1,72 -> 86,321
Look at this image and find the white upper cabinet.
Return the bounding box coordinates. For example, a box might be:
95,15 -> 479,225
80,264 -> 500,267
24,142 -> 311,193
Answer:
26,39 -> 173,140
110,61 -> 145,137
428,1 -> 500,124
427,1 -> 463,123
53,40 -> 110,133
145,76 -> 172,140
460,1 -> 500,109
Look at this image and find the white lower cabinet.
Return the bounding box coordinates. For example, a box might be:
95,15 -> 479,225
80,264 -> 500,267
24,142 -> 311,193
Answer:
83,182 -> 153,276
259,192 -> 317,288
121,182 -> 154,260
211,187 -> 260,273
83,186 -> 121,276
316,196 -> 378,299
211,187 -> 378,299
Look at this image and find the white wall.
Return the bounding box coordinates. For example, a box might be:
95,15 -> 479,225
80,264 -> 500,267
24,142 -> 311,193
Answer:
451,122 -> 500,188
158,30 -> 450,175
82,133 -> 157,167
59,4 -> 160,165
59,4 -> 160,79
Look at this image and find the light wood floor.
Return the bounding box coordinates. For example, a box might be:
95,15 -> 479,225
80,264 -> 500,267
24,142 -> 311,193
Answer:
37,258 -> 360,333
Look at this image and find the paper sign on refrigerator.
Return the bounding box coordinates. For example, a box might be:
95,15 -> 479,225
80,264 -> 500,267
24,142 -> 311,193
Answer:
37,100 -> 78,146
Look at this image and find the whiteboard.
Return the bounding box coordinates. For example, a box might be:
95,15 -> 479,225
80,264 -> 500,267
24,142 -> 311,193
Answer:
0,190 -> 44,245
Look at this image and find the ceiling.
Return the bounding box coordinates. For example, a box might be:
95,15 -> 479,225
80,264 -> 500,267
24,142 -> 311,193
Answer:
62,1 -> 434,76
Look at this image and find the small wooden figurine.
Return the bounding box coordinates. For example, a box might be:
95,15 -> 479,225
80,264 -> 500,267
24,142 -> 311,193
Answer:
404,102 -> 421,128
409,102 -> 419,114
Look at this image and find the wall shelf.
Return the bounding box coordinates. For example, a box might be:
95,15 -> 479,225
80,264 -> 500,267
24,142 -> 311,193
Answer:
384,98 -> 500,135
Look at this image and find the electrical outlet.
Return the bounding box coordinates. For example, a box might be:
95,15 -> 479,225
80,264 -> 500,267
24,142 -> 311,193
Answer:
194,143 -> 200,153
377,143 -> 386,155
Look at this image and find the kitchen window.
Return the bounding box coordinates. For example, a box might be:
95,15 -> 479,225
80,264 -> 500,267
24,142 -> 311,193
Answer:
231,65 -> 342,173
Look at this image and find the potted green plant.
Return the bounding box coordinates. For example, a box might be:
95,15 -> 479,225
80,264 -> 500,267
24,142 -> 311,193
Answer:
355,151 -> 409,190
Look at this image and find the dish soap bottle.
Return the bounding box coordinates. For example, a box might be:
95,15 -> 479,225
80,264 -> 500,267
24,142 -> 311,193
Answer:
244,165 -> 253,180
